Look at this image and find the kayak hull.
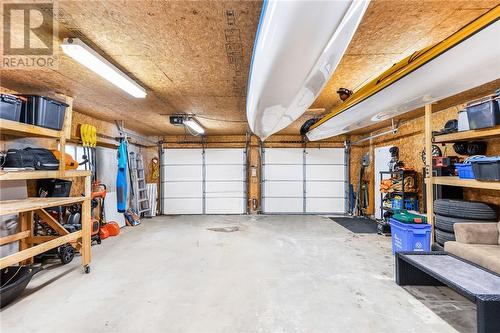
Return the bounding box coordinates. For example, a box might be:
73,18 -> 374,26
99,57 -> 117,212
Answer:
246,0 -> 370,140
307,10 -> 500,141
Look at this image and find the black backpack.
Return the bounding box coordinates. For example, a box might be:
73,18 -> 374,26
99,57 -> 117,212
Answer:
4,148 -> 59,170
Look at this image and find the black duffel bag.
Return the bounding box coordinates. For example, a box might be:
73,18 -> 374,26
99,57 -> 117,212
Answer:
4,148 -> 59,170
4,149 -> 35,169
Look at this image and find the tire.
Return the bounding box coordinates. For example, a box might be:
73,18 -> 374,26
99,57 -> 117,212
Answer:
58,245 -> 75,265
435,229 -> 455,246
434,214 -> 495,233
434,199 -> 498,220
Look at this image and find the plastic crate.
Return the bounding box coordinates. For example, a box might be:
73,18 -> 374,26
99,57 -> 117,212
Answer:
19,95 -> 68,130
0,94 -> 22,122
403,198 -> 419,211
455,163 -> 475,179
391,198 -> 403,210
466,97 -> 500,129
471,156 -> 500,181
389,218 -> 431,254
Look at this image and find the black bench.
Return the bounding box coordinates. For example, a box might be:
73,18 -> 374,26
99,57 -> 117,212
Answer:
395,251 -> 500,333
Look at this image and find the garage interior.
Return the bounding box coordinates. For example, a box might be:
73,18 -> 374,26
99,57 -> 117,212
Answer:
1,1 -> 499,333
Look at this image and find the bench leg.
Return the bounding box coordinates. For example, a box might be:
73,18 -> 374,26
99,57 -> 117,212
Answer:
395,254 -> 444,286
477,296 -> 500,333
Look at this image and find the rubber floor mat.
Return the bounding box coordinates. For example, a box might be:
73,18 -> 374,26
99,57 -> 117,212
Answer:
330,217 -> 378,234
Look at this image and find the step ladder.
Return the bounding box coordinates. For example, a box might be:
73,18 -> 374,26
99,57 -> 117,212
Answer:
128,152 -> 150,217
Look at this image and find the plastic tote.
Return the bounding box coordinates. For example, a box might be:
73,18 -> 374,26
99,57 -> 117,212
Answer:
0,94 -> 22,121
471,156 -> 500,181
466,96 -> 500,129
389,218 -> 431,254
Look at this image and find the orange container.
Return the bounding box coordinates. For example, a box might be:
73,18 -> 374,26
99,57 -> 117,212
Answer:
105,221 -> 120,236
51,150 -> 79,170
99,226 -> 110,240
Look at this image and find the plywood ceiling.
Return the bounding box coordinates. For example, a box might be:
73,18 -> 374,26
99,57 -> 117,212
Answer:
1,0 -> 498,137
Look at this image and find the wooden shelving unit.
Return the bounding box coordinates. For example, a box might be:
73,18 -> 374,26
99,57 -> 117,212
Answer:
0,169 -> 90,181
0,118 -> 61,138
433,125 -> 500,143
0,94 -> 92,273
430,176 -> 500,190
424,104 -> 500,244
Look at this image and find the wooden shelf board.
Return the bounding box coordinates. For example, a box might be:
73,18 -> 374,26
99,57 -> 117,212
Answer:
0,118 -> 61,138
0,169 -> 90,181
0,230 -> 82,269
430,176 -> 500,190
0,197 -> 89,216
433,126 -> 500,143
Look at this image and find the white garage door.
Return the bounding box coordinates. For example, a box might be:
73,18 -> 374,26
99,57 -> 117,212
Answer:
262,148 -> 304,213
262,148 -> 346,214
161,149 -> 203,214
161,148 -> 246,214
205,149 -> 246,214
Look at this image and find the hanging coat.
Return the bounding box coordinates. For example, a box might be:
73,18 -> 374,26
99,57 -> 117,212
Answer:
116,139 -> 128,213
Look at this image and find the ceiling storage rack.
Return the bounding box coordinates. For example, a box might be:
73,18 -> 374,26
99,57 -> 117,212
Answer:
0,91 -> 92,273
424,105 -> 500,244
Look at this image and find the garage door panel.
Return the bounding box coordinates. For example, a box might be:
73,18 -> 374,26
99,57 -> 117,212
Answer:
264,181 -> 302,197
306,148 -> 344,164
264,148 -> 303,164
163,198 -> 202,214
162,149 -> 203,165
263,148 -> 345,214
205,149 -> 244,164
161,148 -> 245,215
306,164 -> 344,181
163,181 -> 202,198
206,198 -> 244,214
206,182 -> 244,198
206,164 -> 244,181
306,198 -> 344,213
264,165 -> 303,181
162,165 -> 202,181
264,198 -> 303,213
306,181 -> 344,197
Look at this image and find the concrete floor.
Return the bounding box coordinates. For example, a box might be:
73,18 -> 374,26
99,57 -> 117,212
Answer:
1,215 -> 475,333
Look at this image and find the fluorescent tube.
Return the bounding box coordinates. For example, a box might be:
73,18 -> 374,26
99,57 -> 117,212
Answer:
61,38 -> 147,98
184,118 -> 205,135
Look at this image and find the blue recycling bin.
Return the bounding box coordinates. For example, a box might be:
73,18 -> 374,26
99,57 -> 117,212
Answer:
389,218 -> 431,254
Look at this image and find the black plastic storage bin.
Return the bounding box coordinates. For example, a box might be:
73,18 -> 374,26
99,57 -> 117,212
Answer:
0,94 -> 22,122
471,156 -> 500,181
466,97 -> 500,129
19,95 -> 68,130
37,178 -> 72,197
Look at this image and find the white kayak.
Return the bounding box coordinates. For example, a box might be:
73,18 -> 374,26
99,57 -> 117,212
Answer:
246,0 -> 370,140
307,7 -> 500,141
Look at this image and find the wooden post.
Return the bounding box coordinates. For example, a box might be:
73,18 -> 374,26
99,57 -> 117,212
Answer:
424,104 -> 434,244
19,212 -> 30,264
81,174 -> 92,272
247,135 -> 261,214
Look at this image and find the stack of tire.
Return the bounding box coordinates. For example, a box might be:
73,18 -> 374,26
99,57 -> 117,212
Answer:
434,199 -> 498,247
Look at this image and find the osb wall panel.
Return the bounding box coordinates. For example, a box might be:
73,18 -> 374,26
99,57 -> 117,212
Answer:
350,103 -> 500,216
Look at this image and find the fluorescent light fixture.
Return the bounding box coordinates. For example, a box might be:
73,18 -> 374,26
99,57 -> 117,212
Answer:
61,38 -> 147,98
184,117 -> 205,135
